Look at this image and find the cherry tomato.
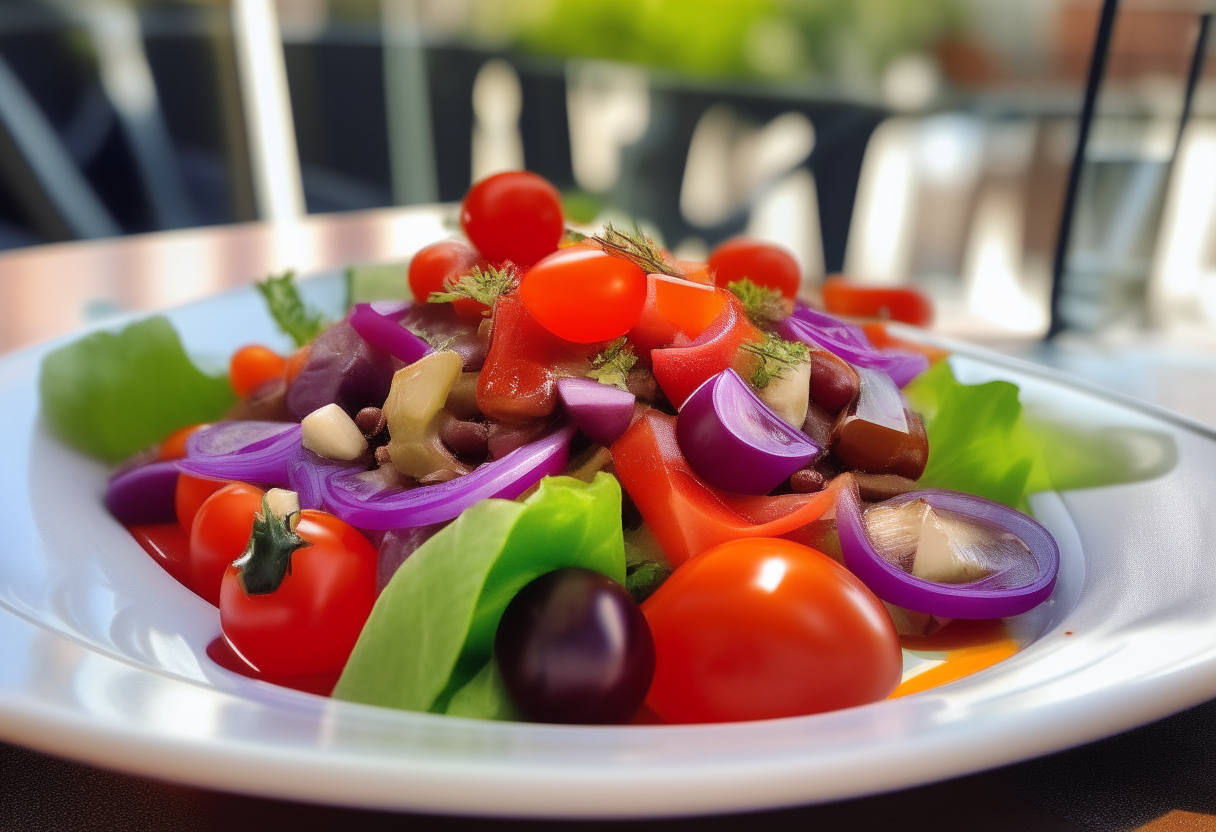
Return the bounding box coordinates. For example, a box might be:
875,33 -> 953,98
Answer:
708,238 -> 801,299
642,537 -> 902,723
189,482 -> 264,606
283,344 -> 311,385
158,423 -> 206,461
175,473 -> 229,532
229,345 -> 287,398
219,510 -> 376,676
495,568 -> 655,724
519,247 -> 647,343
408,239 -> 486,318
822,276 -> 933,327
461,171 -> 563,268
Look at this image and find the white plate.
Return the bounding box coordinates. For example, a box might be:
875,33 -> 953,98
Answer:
1,274 -> 1214,818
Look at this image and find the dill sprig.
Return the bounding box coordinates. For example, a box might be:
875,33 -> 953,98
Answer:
427,264 -> 517,310
739,332 -> 810,389
586,337 -> 638,391
593,222 -> 681,277
727,278 -> 790,330
256,271 -> 328,348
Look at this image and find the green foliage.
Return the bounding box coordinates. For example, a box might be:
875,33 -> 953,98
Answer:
903,360 -> 1049,509
38,316 -> 234,463
256,271 -> 327,348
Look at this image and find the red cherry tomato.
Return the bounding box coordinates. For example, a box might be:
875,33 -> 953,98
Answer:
642,537 -> 902,723
175,473 -> 229,532
219,510 -> 376,676
822,276 -> 933,327
188,482 -> 264,606
229,345 -> 287,398
408,239 -> 486,318
708,238 -> 802,299
461,171 -> 564,268
518,247 -> 647,343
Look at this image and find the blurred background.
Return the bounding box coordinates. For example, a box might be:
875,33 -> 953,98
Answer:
1,0 -> 1214,350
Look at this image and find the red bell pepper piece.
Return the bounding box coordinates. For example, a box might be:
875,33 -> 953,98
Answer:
611,409 -> 843,567
650,294 -> 763,408
477,292 -> 598,423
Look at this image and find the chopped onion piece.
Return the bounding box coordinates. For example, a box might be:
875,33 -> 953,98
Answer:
676,369 -> 820,495
854,367 -> 908,434
556,377 -> 636,447
349,302 -> 433,365
178,421 -> 301,485
837,485 -> 1059,619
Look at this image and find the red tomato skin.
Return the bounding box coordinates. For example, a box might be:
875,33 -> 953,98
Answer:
461,171 -> 564,268
822,276 -> 933,327
642,538 -> 902,724
219,511 -> 377,677
188,482 -> 264,606
519,248 -> 648,343
649,294 -> 763,408
229,345 -> 288,398
408,239 -> 486,318
708,238 -> 802,299
176,473 -> 228,531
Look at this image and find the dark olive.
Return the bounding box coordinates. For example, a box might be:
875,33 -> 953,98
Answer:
494,568 -> 655,724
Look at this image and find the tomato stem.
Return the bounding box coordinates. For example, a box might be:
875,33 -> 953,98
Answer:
233,495 -> 310,595
593,223 -> 681,278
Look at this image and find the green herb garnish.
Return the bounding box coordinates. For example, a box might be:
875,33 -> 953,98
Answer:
594,222 -> 681,277
427,265 -> 516,310
739,331 -> 810,389
727,278 -> 789,329
586,336 -> 638,390
256,271 -> 327,347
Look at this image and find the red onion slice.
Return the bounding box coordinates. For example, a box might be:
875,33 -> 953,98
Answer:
106,459 -> 181,525
676,369 -> 820,495
836,485 -> 1059,618
322,424 -> 576,530
556,377 -> 636,447
349,302 -> 434,365
287,446 -> 366,511
177,421 -> 301,485
776,305 -> 928,388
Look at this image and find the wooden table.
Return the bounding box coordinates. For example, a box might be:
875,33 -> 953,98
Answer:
3,213 -> 1216,832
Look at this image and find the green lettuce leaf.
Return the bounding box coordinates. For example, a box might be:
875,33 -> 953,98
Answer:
333,473 -> 626,716
39,316 -> 235,463
903,360 -> 1050,508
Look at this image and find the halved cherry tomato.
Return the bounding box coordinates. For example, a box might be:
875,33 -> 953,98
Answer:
461,171 -> 563,268
189,482 -> 264,606
823,277 -> 933,327
219,509 -> 376,676
519,247 -> 647,343
408,239 -> 486,319
708,238 -> 801,298
229,345 -> 287,398
642,537 -> 902,724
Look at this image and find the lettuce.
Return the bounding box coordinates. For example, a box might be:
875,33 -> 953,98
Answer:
903,360 -> 1050,508
334,473 -> 626,719
39,316 -> 234,463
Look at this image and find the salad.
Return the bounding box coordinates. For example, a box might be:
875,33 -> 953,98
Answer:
40,170 -> 1060,726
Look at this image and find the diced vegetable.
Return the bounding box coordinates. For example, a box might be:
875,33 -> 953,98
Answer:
611,409 -> 842,566
556,377 -> 636,448
348,302 -> 433,365
676,369 -> 820,495
106,459 -> 181,525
